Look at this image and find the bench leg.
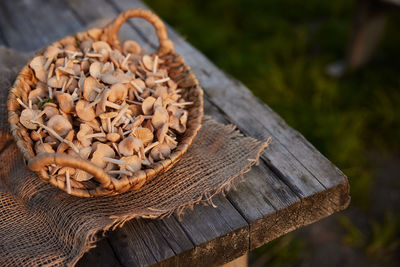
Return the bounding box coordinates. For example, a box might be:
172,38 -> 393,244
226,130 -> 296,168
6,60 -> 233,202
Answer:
347,0 -> 387,70
221,253 -> 248,267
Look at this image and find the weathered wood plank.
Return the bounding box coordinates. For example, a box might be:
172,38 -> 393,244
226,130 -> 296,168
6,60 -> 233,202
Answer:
171,195 -> 249,266
75,237 -> 122,267
0,0 -> 82,51
205,98 -> 349,249
108,220 -> 158,266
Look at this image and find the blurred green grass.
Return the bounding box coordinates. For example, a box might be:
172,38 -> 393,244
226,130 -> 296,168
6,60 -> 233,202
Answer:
144,0 -> 400,264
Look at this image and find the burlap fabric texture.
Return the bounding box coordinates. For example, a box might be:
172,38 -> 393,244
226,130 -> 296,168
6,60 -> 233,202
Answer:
0,47 -> 268,266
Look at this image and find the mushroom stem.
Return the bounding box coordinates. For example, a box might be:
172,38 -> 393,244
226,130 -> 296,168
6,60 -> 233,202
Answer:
152,55 -> 158,73
48,63 -> 55,80
65,170 -> 71,194
125,99 -> 142,105
86,132 -> 106,139
104,157 -> 126,165
154,77 -> 170,84
32,109 -> 46,121
86,52 -> 102,58
130,81 -> 144,93
133,90 -> 144,101
105,101 -> 122,109
111,105 -> 129,128
28,99 -> 32,109
30,120 -> 79,154
143,115 -> 153,119
16,98 -> 29,109
64,50 -> 83,57
170,101 -> 193,106
123,130 -> 132,136
126,166 -> 136,173
126,113 -> 135,124
107,118 -> 111,133
144,141 -> 159,153
112,143 -> 121,157
93,87 -> 102,93
48,87 -> 53,99
122,53 -> 131,68
86,96 -> 101,109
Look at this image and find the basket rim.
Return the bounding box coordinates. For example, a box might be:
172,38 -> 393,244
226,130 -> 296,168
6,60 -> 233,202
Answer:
7,12 -> 204,197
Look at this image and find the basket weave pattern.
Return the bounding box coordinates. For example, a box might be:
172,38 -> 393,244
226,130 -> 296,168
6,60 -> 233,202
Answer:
7,9 -> 204,197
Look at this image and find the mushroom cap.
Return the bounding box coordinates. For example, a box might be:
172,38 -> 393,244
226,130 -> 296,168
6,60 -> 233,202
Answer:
75,100 -> 96,122
108,83 -> 128,102
28,87 -> 47,104
145,76 -> 155,88
91,143 -> 115,168
134,127 -> 154,145
99,112 -> 118,120
150,143 -> 171,161
89,61 -> 102,79
35,142 -> 55,154
44,46 -> 60,59
56,129 -> 75,153
165,136 -> 178,150
156,123 -> 169,143
123,40 -> 141,55
80,40 -> 93,53
29,56 -> 47,82
101,71 -> 131,85
142,55 -> 153,71
107,132 -> 121,142
128,104 -> 141,117
133,78 -> 146,92
47,75 -> 68,88
77,123 -> 93,147
154,86 -> 168,100
83,76 -> 102,101
120,155 -> 142,172
97,88 -> 111,114
87,28 -> 102,40
142,96 -> 156,115
81,59 -> 90,73
92,41 -> 112,62
118,136 -> 143,157
92,41 -> 111,52
55,92 -> 74,113
43,106 -> 59,118
31,130 -> 46,141
169,109 -> 188,133
74,170 -> 93,182
20,109 -> 43,130
47,114 -> 72,137
152,106 -> 169,129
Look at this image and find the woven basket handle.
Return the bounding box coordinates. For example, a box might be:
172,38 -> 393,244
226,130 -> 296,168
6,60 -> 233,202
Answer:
27,153 -> 112,189
103,8 -> 174,54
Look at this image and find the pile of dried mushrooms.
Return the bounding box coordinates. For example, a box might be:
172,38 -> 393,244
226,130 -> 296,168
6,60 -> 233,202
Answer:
18,33 -> 191,186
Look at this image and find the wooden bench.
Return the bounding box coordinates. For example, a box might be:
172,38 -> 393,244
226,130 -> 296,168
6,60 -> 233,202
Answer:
0,0 -> 350,266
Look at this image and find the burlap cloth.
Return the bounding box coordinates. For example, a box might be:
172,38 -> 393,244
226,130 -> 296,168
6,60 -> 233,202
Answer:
0,46 -> 268,266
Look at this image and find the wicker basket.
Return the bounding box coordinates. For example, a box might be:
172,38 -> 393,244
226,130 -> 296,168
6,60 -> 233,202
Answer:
7,9 -> 204,197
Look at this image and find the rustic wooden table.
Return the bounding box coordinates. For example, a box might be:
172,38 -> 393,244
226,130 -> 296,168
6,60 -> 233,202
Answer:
0,0 -> 350,266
